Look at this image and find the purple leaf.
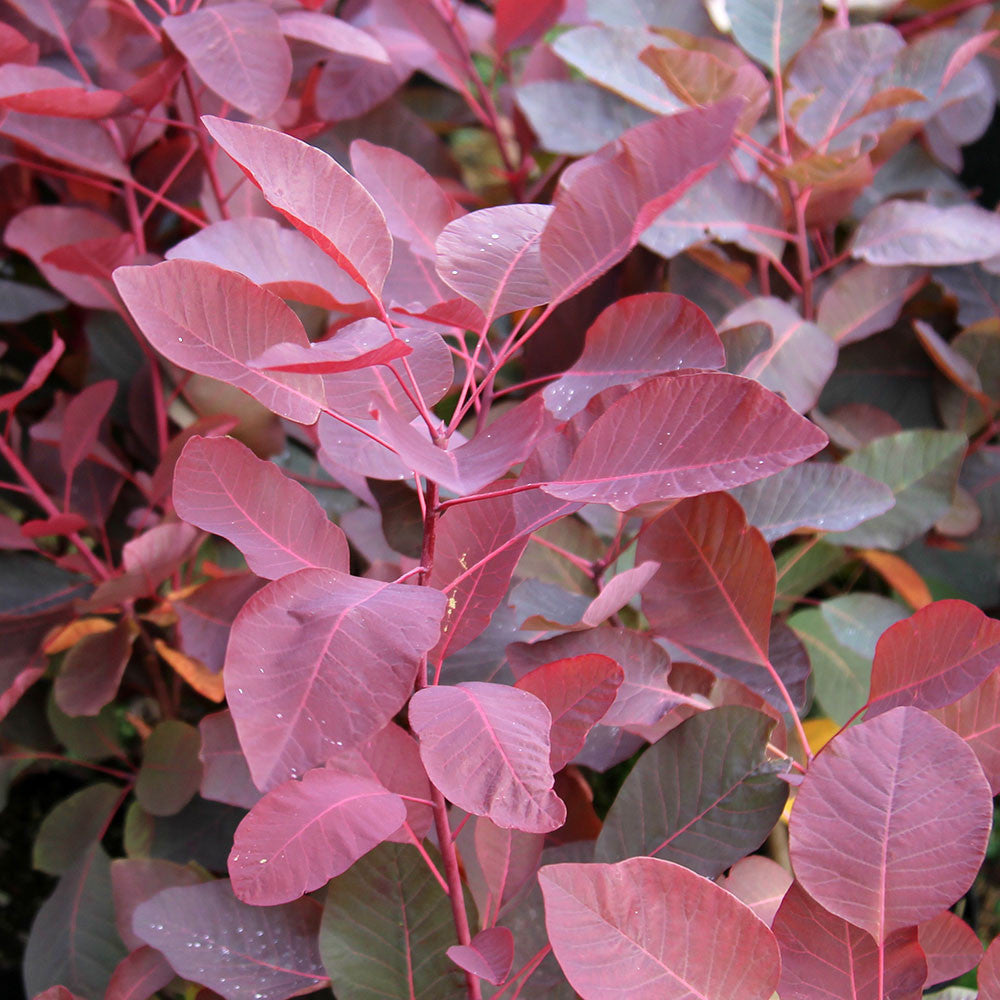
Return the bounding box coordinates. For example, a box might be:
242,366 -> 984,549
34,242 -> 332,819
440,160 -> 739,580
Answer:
199,710 -> 262,810
105,946 -> 175,1000
817,263 -> 926,345
595,706 -> 788,876
173,436 -> 349,579
351,139 -> 458,258
58,380 -> 116,482
114,260 -> 323,424
24,846 -> 126,999
166,217 -> 367,311
716,855 -> 792,927
447,927 -> 515,985
202,116 -> 392,299
374,395 -> 544,495
979,935 -> 1000,998
580,561 -> 659,627
773,880 -> 928,1000
789,706 -> 993,940
540,100 -> 741,303
469,815 -> 544,923
319,842 -> 468,999
162,3 -> 292,118
540,857 -> 781,999
721,296 -> 837,412
918,910 -> 982,988
852,199 -> 1000,266
730,462 -> 896,541
543,292 -> 724,418
436,204 -> 554,323
175,573 -> 264,675
133,879 -> 327,1000
54,618 -> 137,716
111,858 -> 207,952
409,681 -> 566,833
727,0 -> 822,72
226,568 -> 445,789
229,770 -> 405,905
0,334 -> 63,412
514,654 -> 623,770
541,372 -> 828,510
135,721 -> 202,817
866,600 -> 1000,718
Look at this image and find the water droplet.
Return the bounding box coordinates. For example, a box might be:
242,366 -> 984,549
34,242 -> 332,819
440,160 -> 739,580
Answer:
491,233 -> 500,239
451,269 -> 458,275
177,337 -> 184,343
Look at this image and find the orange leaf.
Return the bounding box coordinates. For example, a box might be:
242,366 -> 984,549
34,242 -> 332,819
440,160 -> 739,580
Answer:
154,638 -> 225,702
859,549 -> 933,610
44,616 -> 116,654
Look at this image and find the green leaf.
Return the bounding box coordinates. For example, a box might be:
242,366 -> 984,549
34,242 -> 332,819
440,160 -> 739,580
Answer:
827,430 -> 966,549
320,842 -> 471,1000
595,706 -> 788,876
34,783 -> 121,875
135,720 -> 202,817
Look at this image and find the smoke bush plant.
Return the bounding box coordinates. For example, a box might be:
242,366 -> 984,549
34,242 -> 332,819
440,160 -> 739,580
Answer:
5,0 -> 1000,997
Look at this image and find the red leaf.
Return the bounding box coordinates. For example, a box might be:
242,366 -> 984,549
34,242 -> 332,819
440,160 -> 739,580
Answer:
541,372 -> 828,510
540,857 -> 781,999
447,927 -> 515,986
162,2 -> 292,118
543,292 -> 725,418
226,568 -> 446,789
21,514 -> 88,539
789,707 -> 993,941
0,64 -> 122,118
866,600 -> 1000,718
514,654 -> 623,770
229,770 -> 405,905
166,217 -> 368,312
918,909 -> 982,988
202,116 -> 392,299
773,880 -> 928,1000
54,619 -> 137,717
105,946 -> 174,1000
409,681 -> 566,832
436,204 -> 554,323
58,380 -> 116,482
251,333 -> 412,374
468,815 -> 543,923
540,100 -> 741,303
0,335 -> 63,412
132,879 -> 328,1000
932,667 -> 1000,793
174,436 -> 348,579
114,260 -> 323,424
494,0 -> 564,54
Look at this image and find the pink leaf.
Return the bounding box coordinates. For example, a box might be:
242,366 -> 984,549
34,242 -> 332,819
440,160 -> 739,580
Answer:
199,710 -> 262,811
173,436 -> 348,579
114,260 -> 323,424
175,573 -> 265,674
721,297 -> 837,412
581,561 -> 659,628
31,989 -> 85,1000
54,619 -> 136,717
540,100 -> 741,303
229,770 -> 405,905
132,879 -> 328,1000
816,263 -> 927,345
226,568 -> 446,789
0,335 -> 63,412
470,816 -> 544,922
931,667 -> 1000,793
0,64 -> 122,118
543,292 -> 725,418
716,855 -> 792,927
981,935 -> 1000,999
166,217 -> 368,312
409,681 -> 566,832
918,909 -> 982,988
374,395 -> 544,495
0,114 -> 128,181
111,858 -> 206,952
58,380 -> 116,482
447,927 -> 515,986
541,372 -> 828,510
105,946 -> 174,1000
162,3 -> 292,118
514,654 -> 623,770
789,707 -> 993,941
436,204 -> 554,323
351,139 -> 458,258
772,880 -> 928,1000
866,600 -> 1000,718
540,857 -> 780,999
250,334 -> 412,374
202,116 -> 392,298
